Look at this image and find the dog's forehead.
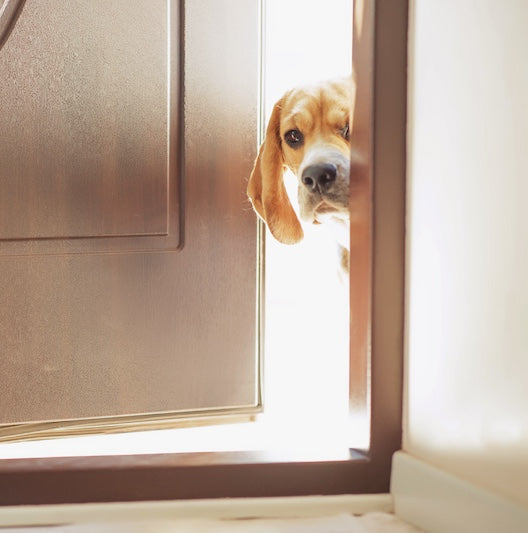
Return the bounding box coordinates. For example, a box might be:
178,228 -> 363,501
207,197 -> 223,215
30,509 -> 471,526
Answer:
280,90 -> 314,128
281,84 -> 350,130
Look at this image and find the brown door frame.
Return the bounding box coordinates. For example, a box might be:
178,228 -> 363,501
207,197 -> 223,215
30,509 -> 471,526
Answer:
0,0 -> 407,505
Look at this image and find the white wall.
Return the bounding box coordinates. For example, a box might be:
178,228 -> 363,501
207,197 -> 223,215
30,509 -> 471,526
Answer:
405,0 -> 528,507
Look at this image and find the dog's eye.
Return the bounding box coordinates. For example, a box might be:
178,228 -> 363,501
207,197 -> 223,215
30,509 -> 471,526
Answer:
341,123 -> 350,141
284,129 -> 304,148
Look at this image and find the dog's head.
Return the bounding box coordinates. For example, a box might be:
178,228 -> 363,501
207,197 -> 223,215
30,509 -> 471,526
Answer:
247,78 -> 353,244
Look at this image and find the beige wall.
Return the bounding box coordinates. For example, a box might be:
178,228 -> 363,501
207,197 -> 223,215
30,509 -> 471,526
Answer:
405,0 -> 528,506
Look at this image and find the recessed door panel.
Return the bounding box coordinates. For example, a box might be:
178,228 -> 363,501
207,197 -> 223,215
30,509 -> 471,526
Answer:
0,0 -> 175,255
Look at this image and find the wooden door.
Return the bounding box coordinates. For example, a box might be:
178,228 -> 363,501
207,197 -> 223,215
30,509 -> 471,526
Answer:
0,0 -> 260,432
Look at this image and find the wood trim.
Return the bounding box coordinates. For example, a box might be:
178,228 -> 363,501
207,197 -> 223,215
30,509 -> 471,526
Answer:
368,0 -> 408,469
0,0 -> 408,505
348,0 -> 375,443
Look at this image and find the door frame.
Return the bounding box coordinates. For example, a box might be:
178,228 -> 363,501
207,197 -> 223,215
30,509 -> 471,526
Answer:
0,0 -> 408,504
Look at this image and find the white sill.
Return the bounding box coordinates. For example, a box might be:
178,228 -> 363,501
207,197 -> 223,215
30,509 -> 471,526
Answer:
0,494 -> 394,529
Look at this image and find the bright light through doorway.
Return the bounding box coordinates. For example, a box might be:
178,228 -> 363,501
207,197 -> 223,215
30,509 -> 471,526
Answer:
262,0 -> 354,451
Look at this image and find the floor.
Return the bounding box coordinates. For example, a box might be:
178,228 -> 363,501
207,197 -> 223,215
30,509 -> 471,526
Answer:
1,512 -> 422,532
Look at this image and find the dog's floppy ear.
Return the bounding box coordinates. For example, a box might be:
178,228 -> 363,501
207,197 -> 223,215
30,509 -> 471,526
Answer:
247,98 -> 304,244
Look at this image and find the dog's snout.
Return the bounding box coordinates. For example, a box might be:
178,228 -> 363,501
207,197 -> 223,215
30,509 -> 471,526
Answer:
301,163 -> 337,193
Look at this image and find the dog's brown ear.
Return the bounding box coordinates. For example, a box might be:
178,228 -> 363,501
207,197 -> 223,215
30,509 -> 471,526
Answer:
247,98 -> 304,244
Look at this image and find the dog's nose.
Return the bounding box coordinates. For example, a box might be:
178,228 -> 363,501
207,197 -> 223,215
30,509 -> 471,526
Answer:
301,163 -> 337,193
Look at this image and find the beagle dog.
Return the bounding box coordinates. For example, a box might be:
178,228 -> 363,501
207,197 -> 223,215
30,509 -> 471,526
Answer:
247,78 -> 353,272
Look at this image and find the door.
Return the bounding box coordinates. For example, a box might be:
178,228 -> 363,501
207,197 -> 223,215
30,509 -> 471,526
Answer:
0,0 -> 260,432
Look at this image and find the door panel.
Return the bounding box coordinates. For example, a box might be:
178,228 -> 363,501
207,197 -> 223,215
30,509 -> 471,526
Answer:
0,0 -> 179,256
0,0 -> 260,427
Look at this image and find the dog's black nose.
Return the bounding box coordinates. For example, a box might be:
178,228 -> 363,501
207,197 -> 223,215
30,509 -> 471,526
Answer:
301,163 -> 337,193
